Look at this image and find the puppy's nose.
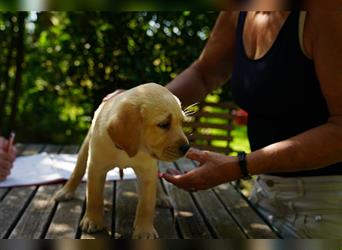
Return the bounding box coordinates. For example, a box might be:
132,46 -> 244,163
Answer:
179,144 -> 190,155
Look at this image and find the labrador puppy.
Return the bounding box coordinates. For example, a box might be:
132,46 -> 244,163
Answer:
54,83 -> 189,239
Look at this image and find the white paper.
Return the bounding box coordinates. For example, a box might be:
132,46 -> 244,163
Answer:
0,153 -> 136,188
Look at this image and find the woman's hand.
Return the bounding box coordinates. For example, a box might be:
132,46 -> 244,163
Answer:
161,148 -> 242,191
0,137 -> 16,181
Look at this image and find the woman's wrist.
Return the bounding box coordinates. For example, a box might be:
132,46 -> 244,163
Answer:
222,155 -> 244,182
237,151 -> 252,180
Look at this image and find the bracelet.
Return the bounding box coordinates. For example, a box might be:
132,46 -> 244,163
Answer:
237,151 -> 251,180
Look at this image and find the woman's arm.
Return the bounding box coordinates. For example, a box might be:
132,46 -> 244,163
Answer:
166,11 -> 238,107
162,11 -> 342,190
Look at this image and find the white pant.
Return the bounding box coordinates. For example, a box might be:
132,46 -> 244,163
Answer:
249,174 -> 342,238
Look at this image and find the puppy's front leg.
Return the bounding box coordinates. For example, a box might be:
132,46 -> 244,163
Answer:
132,164 -> 158,239
156,180 -> 172,208
80,162 -> 106,233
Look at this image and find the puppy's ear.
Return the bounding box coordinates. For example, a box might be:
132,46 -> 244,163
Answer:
107,102 -> 142,157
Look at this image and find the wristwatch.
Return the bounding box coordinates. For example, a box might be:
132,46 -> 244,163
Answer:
237,151 -> 252,180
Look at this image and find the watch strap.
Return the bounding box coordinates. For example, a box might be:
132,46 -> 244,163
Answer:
237,151 -> 251,180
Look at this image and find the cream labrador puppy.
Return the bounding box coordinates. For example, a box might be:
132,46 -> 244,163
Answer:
54,83 -> 189,239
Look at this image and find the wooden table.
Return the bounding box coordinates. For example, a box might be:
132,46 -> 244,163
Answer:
0,144 -> 279,239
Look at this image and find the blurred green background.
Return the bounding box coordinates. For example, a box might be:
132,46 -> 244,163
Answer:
0,11 -> 249,152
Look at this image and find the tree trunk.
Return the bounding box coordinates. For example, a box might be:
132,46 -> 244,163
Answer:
9,12 -> 26,132
0,15 -> 15,134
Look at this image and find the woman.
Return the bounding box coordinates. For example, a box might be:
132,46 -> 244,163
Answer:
161,10 -> 342,238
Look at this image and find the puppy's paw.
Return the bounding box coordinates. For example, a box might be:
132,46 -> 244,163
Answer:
80,215 -> 104,233
132,226 -> 158,239
53,188 -> 74,202
156,195 -> 172,208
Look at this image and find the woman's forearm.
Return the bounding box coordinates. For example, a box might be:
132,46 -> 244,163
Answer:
248,119 -> 342,175
166,12 -> 237,107
166,62 -> 211,107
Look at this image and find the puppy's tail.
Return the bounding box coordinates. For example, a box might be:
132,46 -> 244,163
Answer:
54,132 -> 90,201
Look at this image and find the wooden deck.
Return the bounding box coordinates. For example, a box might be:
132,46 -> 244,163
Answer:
0,144 -> 279,239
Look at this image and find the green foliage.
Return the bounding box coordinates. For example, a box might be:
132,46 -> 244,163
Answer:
1,11 -> 231,144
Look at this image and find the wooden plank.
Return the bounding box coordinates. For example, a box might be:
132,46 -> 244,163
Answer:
154,179 -> 179,239
159,161 -> 211,239
60,145 -> 79,154
19,144 -> 45,156
45,182 -> 86,239
184,121 -> 233,130
213,183 -> 279,238
8,144 -> 63,239
192,111 -> 233,120
14,143 -> 26,156
81,181 -> 114,239
0,144 -> 44,238
0,186 -> 37,238
176,158 -> 278,238
186,133 -> 232,142
9,184 -> 62,239
42,144 -> 62,154
115,180 -> 139,239
201,101 -> 236,110
115,178 -> 178,239
175,158 -> 246,238
45,144 -> 86,239
191,190 -> 246,238
0,188 -> 9,201
48,144 -> 113,239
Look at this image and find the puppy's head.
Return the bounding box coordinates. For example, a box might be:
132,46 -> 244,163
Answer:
107,83 -> 189,161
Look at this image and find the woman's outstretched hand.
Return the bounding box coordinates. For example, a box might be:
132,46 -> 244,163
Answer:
161,148 -> 241,191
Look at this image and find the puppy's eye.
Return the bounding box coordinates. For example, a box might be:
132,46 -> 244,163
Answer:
158,121 -> 171,130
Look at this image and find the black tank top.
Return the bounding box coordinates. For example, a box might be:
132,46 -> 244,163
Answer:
230,11 -> 342,177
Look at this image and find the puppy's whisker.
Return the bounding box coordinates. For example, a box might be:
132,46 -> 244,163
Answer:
166,153 -> 180,159
163,150 -> 178,156
183,103 -> 199,117
164,147 -> 178,153
183,102 -> 199,112
184,110 -> 197,117
163,150 -> 179,158
165,152 -> 178,158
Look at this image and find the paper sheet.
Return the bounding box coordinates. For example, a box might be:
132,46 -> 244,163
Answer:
0,153 -> 136,188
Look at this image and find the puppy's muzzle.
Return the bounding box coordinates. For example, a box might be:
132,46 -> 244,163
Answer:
179,144 -> 190,156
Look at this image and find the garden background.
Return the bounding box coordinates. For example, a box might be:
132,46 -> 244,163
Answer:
0,12 -> 249,153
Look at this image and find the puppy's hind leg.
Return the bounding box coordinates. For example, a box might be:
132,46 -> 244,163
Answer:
80,158 -> 107,233
54,132 -> 91,201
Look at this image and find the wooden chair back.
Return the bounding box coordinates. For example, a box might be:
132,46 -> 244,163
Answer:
183,101 -> 237,155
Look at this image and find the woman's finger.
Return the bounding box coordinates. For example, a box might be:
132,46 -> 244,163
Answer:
9,146 -> 17,158
165,168 -> 182,175
185,148 -> 209,165
161,169 -> 200,189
